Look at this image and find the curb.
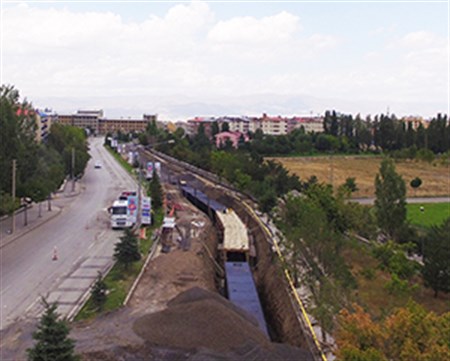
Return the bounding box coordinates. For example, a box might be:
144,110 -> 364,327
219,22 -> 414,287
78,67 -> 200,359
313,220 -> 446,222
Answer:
123,232 -> 161,306
67,260 -> 115,322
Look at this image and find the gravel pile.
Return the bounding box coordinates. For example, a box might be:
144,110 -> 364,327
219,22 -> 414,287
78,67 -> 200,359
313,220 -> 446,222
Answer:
132,287 -> 313,360
133,287 -> 271,353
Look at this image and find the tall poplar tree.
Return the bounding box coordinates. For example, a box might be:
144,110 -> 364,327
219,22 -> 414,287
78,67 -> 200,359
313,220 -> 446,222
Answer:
422,218 -> 450,297
374,158 -> 406,240
148,169 -> 163,210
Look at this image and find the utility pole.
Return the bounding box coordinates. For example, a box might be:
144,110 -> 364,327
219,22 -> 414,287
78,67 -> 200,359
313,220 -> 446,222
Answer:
71,147 -> 75,192
11,159 -> 16,234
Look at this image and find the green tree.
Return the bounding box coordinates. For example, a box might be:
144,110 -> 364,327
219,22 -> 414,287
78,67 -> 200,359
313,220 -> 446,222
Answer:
27,299 -> 79,361
342,177 -> 359,194
374,158 -> 406,240
422,218 -> 450,297
113,229 -> 141,270
0,85 -> 38,197
221,121 -> 230,132
148,169 -> 163,210
47,123 -> 90,177
410,177 -> 422,196
378,114 -> 396,151
211,121 -> 219,137
91,271 -> 107,310
405,121 -> 416,148
0,191 -> 19,216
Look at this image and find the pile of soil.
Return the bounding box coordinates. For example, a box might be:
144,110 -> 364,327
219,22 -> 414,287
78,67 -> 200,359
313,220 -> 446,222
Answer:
129,287 -> 313,361
133,287 -> 270,353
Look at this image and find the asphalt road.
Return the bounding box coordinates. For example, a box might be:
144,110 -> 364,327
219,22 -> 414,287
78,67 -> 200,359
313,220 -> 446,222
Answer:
353,196 -> 450,205
0,137 -> 137,330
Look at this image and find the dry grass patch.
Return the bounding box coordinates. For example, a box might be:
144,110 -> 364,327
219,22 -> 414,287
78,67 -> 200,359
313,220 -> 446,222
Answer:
270,156 -> 449,198
342,242 -> 450,317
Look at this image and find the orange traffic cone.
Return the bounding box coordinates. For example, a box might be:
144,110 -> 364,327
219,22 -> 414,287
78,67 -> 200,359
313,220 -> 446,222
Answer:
52,246 -> 58,261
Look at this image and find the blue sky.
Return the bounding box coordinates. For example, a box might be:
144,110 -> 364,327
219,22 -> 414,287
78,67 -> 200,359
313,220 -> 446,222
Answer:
1,0 -> 448,119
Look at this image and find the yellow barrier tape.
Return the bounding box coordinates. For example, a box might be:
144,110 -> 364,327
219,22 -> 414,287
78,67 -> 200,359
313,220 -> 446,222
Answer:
243,202 -> 328,361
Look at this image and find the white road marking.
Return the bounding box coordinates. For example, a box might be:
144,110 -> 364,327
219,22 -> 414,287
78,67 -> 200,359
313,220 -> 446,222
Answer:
73,254 -> 83,266
0,285 -> 10,296
25,297 -> 40,313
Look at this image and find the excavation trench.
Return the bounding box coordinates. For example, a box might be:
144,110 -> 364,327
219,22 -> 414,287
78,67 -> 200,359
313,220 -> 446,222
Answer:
206,188 -> 310,350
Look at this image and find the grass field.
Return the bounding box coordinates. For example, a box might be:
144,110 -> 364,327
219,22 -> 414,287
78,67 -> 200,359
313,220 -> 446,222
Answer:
407,202 -> 450,227
269,156 -> 449,198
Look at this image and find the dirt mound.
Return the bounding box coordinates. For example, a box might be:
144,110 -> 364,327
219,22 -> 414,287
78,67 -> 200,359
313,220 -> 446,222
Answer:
167,286 -> 259,327
133,287 -> 271,353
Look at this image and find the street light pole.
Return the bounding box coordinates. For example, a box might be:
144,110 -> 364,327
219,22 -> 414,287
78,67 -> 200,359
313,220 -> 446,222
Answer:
71,147 -> 76,192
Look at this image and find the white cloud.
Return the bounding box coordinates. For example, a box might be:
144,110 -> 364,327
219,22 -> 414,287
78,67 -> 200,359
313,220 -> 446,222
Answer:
207,11 -> 299,45
1,1 -> 446,118
400,31 -> 444,48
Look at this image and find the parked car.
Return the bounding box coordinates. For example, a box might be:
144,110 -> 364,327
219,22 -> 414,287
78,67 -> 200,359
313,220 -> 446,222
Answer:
94,161 -> 102,169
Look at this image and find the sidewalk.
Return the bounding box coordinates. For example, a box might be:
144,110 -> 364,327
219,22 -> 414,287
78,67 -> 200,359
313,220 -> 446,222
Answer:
0,180 -> 82,249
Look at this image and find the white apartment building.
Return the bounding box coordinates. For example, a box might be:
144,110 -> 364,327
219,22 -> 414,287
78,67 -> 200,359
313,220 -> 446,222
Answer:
250,114 -> 288,135
288,116 -> 324,133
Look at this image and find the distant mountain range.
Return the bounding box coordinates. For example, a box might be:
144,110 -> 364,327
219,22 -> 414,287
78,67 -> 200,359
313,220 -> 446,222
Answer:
35,93 -> 446,121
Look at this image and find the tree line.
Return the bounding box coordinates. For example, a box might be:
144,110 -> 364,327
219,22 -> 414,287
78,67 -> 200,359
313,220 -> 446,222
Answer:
246,110 -> 449,158
0,85 -> 90,216
141,121 -> 302,213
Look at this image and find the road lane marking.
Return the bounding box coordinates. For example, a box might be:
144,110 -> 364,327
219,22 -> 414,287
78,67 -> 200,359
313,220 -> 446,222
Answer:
72,255 -> 83,266
0,285 -> 11,296
25,297 -> 40,313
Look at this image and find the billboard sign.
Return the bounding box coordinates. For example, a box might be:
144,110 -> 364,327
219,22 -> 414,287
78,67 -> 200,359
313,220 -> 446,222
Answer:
141,196 -> 152,225
127,195 -> 138,223
155,162 -> 161,176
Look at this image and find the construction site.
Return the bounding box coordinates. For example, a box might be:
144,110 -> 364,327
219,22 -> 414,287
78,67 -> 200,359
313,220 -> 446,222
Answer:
71,143 -> 329,360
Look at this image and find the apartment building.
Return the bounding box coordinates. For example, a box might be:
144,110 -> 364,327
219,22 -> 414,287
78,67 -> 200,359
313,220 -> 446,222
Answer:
56,110 -> 103,133
186,117 -> 216,137
187,113 -> 323,136
401,116 -> 428,130
55,110 -> 156,135
99,117 -> 149,134
35,109 -> 56,143
288,116 -> 324,133
217,116 -> 250,134
256,114 -> 289,135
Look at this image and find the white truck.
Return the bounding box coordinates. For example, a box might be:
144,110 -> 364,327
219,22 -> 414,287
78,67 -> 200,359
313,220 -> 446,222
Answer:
110,191 -> 138,229
110,199 -> 133,229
